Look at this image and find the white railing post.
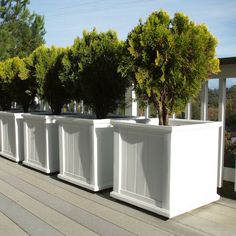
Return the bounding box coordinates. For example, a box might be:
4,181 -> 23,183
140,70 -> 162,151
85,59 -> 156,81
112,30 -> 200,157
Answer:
73,101 -> 77,113
201,82 -> 208,120
185,102 -> 192,120
80,100 -> 84,114
125,84 -> 138,117
144,102 -> 150,119
218,78 -> 226,188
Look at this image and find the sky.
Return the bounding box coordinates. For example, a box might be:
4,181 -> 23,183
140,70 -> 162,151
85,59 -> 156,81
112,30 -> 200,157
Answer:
29,0 -> 236,88
29,0 -> 236,57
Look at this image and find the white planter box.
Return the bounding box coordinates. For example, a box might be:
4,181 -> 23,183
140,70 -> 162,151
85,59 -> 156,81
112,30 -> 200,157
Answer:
22,114 -> 59,173
0,111 -> 24,162
57,117 -> 113,191
111,118 -> 222,218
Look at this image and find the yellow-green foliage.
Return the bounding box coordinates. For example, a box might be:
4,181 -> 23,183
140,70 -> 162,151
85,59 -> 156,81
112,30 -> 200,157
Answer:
28,45 -> 65,98
125,10 -> 220,125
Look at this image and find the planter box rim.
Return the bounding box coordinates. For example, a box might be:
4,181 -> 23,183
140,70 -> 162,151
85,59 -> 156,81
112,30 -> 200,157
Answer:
22,113 -> 57,123
0,111 -> 23,118
56,116 -> 112,125
111,118 -> 222,132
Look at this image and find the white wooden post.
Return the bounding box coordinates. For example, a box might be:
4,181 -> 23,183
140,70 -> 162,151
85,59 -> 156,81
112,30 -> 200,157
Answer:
125,84 -> 138,116
201,82 -> 208,121
73,101 -> 77,113
145,102 -> 150,119
185,102 -> 192,120
131,88 -> 138,116
66,103 -> 70,112
80,100 -> 84,114
218,78 -> 226,188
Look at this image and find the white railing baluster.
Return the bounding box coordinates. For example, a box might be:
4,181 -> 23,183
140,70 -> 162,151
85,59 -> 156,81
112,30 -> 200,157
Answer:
201,82 -> 208,121
218,78 -> 226,188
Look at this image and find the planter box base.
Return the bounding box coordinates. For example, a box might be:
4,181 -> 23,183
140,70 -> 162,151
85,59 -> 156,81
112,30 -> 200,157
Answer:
111,191 -> 220,218
0,152 -> 21,163
23,160 -> 56,174
58,174 -> 112,192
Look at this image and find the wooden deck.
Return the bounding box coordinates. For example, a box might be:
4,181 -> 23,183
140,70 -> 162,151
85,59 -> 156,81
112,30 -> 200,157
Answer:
0,157 -> 236,236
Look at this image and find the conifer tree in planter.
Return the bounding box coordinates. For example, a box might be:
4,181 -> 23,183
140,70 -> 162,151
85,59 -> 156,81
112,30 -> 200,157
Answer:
0,60 -> 13,110
5,57 -> 36,113
78,29 -> 128,118
120,11 -> 219,125
111,10 -> 222,218
22,46 -> 69,173
0,57 -> 30,162
28,45 -> 68,115
57,29 -> 129,191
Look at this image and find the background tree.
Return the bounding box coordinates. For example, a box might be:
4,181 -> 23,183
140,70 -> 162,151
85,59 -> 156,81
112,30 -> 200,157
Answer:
226,85 -> 236,131
0,0 -> 45,61
123,10 -> 219,125
72,29 -> 128,119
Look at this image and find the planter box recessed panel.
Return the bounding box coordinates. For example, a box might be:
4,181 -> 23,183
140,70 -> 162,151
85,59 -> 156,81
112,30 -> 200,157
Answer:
111,119 -> 221,218
120,128 -> 166,206
26,120 -> 46,167
23,114 -> 59,173
58,117 -> 113,191
63,123 -> 91,183
0,112 -> 24,162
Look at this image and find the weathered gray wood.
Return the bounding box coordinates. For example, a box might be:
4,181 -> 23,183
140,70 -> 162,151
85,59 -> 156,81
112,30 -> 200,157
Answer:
0,179 -> 98,236
0,158 -> 173,236
0,157 -> 206,236
0,211 -> 29,236
0,173 -> 138,236
174,212 -> 236,236
0,193 -> 63,236
1,156 -> 236,236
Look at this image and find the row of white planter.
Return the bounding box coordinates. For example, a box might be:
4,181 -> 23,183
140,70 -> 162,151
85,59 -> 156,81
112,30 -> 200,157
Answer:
0,111 -> 226,218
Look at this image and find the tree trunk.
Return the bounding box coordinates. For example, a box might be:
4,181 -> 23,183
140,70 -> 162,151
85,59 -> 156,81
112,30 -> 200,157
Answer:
158,106 -> 169,126
51,103 -> 62,115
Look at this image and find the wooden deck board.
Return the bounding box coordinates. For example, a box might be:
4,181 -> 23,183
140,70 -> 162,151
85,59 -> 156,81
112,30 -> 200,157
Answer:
0,211 -> 29,236
0,157 -> 236,236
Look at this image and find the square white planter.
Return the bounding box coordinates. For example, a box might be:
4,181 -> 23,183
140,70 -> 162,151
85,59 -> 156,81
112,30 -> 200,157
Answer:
110,118 -> 222,218
0,111 -> 24,162
22,113 -> 59,173
57,117 -> 113,191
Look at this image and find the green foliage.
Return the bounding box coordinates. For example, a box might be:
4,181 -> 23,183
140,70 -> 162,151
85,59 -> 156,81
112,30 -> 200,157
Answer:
29,46 -> 71,115
123,10 -> 219,125
71,29 -> 129,118
226,85 -> 236,131
0,0 -> 45,61
225,132 -> 236,160
0,60 -> 12,110
0,56 -> 36,112
43,49 -> 73,115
